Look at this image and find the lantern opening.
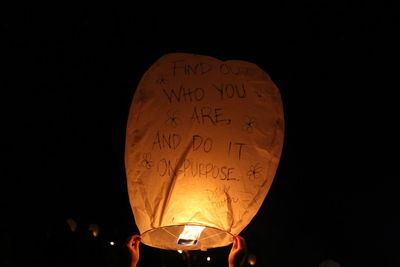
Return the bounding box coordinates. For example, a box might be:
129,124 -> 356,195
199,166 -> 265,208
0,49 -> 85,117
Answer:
140,225 -> 233,250
177,225 -> 205,246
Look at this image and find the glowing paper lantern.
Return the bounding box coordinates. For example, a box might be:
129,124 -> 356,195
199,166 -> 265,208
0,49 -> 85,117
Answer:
247,254 -> 257,265
66,218 -> 77,232
88,224 -> 100,237
125,53 -> 284,250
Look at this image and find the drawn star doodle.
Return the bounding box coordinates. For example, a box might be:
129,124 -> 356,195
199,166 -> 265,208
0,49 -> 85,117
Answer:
165,110 -> 181,128
247,163 -> 263,180
156,76 -> 167,85
141,153 -> 153,169
254,87 -> 267,102
243,116 -> 256,133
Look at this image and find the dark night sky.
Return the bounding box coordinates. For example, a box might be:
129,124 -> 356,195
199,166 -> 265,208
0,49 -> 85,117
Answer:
1,3 -> 398,267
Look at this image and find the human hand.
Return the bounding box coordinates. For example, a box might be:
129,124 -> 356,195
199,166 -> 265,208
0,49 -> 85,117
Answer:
228,235 -> 247,267
126,235 -> 141,267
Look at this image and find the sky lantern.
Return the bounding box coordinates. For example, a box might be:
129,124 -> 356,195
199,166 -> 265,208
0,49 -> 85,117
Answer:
125,53 -> 284,250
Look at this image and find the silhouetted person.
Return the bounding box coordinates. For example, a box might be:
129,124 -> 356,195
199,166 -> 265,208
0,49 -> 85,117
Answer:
126,234 -> 247,267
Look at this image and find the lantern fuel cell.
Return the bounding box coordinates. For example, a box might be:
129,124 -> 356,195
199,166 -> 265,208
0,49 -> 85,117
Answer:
125,53 -> 284,250
177,225 -> 205,246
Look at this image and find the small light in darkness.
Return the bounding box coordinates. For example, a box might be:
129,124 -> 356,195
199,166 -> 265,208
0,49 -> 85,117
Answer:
110,241 -> 115,246
207,256 -> 211,261
248,253 -> 256,265
177,250 -> 183,254
88,224 -> 100,237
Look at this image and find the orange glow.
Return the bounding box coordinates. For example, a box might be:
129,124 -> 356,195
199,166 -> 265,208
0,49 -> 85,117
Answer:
88,224 -> 100,237
248,254 -> 256,265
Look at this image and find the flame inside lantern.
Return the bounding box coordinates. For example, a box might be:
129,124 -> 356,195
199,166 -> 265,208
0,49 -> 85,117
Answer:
177,225 -> 206,246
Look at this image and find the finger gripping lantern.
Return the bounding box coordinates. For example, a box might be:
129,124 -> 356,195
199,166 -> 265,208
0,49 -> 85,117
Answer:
125,53 -> 284,250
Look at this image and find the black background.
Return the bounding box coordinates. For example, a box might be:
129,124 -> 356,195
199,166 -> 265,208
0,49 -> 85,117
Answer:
1,3 -> 398,267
